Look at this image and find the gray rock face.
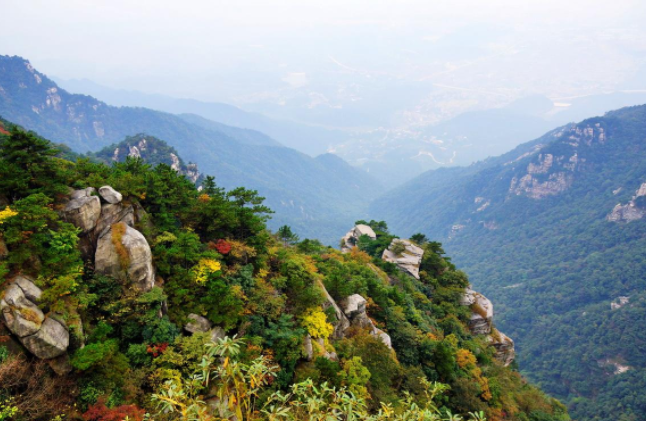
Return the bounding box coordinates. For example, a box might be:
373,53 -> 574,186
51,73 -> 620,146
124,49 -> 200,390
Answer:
13,274 -> 43,302
99,186 -> 123,204
381,239 -> 424,280
47,353 -> 73,375
460,287 -> 513,365
319,281 -> 350,339
607,203 -> 645,222
71,187 -> 96,200
21,318 -> 69,359
341,224 -> 377,253
608,182 -> 646,222
210,326 -> 225,343
339,293 -> 392,349
1,282 -> 45,337
468,291 -> 494,336
63,194 -> 101,233
184,313 -> 212,334
94,203 -> 135,239
95,222 -> 155,292
487,330 -> 515,367
303,335 -> 314,361
0,277 -> 70,361
341,294 -> 367,319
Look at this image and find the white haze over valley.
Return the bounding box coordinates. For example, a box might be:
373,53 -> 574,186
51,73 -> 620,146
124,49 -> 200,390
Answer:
2,0 -> 646,184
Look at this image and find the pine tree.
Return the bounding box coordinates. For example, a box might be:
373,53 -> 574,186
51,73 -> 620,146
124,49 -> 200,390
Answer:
277,225 -> 299,246
0,128 -> 66,201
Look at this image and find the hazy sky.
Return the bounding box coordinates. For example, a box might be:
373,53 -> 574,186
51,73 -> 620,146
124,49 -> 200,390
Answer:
2,0 -> 645,122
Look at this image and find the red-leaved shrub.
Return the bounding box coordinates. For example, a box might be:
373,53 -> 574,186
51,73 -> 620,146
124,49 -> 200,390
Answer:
82,399 -> 145,421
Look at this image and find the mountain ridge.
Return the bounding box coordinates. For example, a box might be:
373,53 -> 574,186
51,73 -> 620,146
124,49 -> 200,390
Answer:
0,55 -> 384,245
370,103 -> 646,420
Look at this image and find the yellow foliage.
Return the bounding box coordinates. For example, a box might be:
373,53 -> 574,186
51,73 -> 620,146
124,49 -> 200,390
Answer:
426,332 -> 440,341
456,348 -> 477,369
300,308 -> 334,339
198,193 -> 210,203
192,258 -> 222,284
478,375 -> 493,401
0,206 -> 18,224
444,333 -> 459,348
349,247 -> 371,263
229,239 -> 257,263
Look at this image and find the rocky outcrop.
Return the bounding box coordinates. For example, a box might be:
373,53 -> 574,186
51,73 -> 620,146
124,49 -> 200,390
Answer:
339,294 -> 392,349
461,289 -> 493,335
608,203 -> 646,222
63,187 -> 138,260
509,171 -> 572,199
607,182 -> 646,222
62,188 -> 101,233
319,281 -> 350,339
21,318 -> 69,359
381,239 -> 424,280
0,276 -> 69,360
94,202 -> 135,239
1,281 -> 44,337
184,313 -> 211,334
460,288 -> 514,366
341,224 -> 376,253
95,222 -> 155,292
183,314 -> 226,344
99,186 -> 123,204
488,330 -> 515,367
63,186 -> 155,292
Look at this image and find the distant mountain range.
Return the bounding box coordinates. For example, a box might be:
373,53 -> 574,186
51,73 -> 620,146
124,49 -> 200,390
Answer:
0,55 -> 383,245
371,104 -> 646,420
55,76 -> 646,189
53,76 -> 348,157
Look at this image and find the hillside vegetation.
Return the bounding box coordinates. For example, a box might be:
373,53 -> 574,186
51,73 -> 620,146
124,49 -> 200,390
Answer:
0,122 -> 566,421
371,105 -> 646,420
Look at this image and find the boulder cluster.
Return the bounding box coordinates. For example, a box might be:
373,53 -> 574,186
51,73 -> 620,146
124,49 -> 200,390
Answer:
459,288 -> 515,366
0,186 -> 156,370
63,186 -> 155,292
0,275 -> 69,361
381,239 -> 424,280
340,223 -> 515,367
340,224 -> 376,253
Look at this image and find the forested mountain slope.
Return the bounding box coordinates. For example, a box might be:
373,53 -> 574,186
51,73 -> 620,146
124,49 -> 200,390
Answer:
0,55 -> 383,244
0,124 -> 567,421
371,105 -> 646,420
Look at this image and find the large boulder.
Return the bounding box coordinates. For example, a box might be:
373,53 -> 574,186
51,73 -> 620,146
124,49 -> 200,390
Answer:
339,293 -> 392,349
341,224 -> 377,252
184,313 -> 212,334
466,291 -> 494,335
94,203 -> 135,239
381,239 -> 424,279
95,222 -> 155,292
0,277 -> 70,361
13,274 -> 43,303
21,318 -> 69,359
99,186 -> 123,204
1,282 -> 44,337
488,330 -> 515,366
62,190 -> 101,233
340,294 -> 373,329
